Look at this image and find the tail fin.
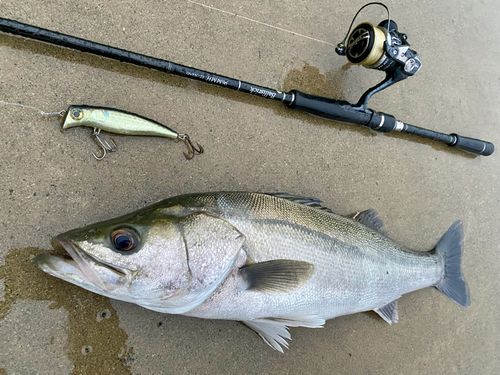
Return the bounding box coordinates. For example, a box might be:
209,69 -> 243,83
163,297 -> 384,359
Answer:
435,221 -> 471,307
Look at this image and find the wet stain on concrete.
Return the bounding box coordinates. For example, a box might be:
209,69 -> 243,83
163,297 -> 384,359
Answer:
0,247 -> 133,374
282,62 -> 346,100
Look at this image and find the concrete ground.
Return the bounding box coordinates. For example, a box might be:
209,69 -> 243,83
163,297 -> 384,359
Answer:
0,0 -> 499,373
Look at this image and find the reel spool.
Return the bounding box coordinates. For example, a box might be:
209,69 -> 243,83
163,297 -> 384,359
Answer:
344,20 -> 421,75
345,22 -> 387,67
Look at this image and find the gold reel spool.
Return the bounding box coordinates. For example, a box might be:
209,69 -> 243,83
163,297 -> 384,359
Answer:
345,22 -> 386,67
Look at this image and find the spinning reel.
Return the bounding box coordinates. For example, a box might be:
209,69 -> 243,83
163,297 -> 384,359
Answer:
336,2 -> 422,109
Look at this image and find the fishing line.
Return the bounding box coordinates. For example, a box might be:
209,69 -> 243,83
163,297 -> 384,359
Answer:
187,0 -> 336,47
0,100 -> 64,117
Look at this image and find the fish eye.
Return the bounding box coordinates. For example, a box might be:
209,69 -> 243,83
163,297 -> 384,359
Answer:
111,229 -> 139,252
70,108 -> 83,120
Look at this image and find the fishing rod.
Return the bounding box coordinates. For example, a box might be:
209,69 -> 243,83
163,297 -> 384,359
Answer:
0,3 -> 494,156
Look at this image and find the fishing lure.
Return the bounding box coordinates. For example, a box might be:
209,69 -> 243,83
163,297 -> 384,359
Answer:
0,101 -> 203,160
62,105 -> 203,160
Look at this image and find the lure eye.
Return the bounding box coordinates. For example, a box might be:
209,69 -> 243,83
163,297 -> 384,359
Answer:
111,229 -> 139,252
70,108 -> 83,120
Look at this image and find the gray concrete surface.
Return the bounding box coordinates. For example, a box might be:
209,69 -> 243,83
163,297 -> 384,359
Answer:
0,0 -> 499,373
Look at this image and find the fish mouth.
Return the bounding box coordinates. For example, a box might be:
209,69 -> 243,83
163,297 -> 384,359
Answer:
34,234 -> 129,293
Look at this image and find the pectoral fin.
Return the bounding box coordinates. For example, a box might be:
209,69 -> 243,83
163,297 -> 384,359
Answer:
243,315 -> 325,352
240,260 -> 315,292
374,299 -> 399,324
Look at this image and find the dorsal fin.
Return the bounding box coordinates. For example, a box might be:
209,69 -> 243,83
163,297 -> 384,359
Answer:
266,193 -> 334,213
350,209 -> 387,235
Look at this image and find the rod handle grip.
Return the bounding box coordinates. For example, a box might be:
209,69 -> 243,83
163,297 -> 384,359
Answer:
288,90 -> 372,125
450,134 -> 494,156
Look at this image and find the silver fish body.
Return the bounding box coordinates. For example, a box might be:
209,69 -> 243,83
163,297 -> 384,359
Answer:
35,192 -> 470,351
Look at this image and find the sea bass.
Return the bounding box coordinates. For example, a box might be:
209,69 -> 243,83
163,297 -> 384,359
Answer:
35,192 -> 470,352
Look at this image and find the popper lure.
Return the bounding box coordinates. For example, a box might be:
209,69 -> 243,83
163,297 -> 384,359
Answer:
62,106 -> 203,160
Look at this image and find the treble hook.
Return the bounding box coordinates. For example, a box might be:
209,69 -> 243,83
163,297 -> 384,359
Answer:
178,134 -> 204,160
92,128 -> 117,160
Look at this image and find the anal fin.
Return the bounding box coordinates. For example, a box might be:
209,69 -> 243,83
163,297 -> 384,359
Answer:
374,300 -> 399,324
243,315 -> 325,352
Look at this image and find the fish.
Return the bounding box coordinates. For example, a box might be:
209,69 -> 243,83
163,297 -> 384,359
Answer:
35,192 -> 470,352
